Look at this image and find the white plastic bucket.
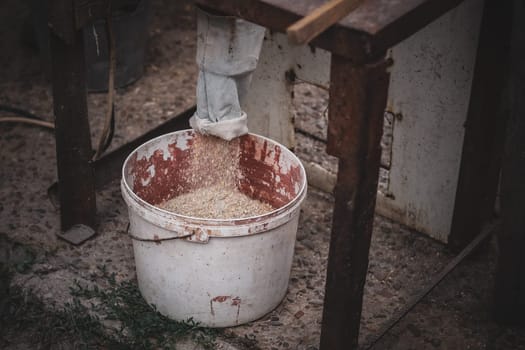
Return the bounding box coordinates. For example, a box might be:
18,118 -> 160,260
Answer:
121,130 -> 307,327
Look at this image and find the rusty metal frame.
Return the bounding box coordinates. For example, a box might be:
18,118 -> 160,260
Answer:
493,0 -> 525,325
48,0 -> 192,234
448,0 -> 512,251
47,0 -> 511,348
320,53 -> 391,349
49,0 -> 96,232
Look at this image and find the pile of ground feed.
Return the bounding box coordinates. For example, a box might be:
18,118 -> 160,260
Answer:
158,134 -> 274,219
159,183 -> 274,218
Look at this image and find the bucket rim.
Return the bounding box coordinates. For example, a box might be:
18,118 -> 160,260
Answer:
121,129 -> 307,226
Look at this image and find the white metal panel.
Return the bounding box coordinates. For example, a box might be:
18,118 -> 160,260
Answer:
244,32 -> 330,148
244,32 -> 296,147
376,0 -> 484,242
293,44 -> 331,88
247,4 -> 484,243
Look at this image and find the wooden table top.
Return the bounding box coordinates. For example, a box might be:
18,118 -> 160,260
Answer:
195,0 -> 465,62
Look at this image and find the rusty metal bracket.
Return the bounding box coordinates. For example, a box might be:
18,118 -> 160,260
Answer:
185,229 -> 210,244
56,224 -> 96,245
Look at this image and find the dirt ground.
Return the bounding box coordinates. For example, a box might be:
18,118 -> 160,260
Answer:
1,0 -> 525,349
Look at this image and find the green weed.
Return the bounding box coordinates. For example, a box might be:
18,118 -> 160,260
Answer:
1,264 -> 219,349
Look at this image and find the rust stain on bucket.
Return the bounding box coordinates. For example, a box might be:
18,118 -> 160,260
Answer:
209,295 -> 242,323
128,133 -> 302,214
239,136 -> 302,209
212,296 -> 230,303
129,139 -> 192,205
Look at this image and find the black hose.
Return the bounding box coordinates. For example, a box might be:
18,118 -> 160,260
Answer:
0,104 -> 47,121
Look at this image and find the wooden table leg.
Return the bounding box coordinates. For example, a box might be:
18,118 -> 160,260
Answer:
50,28 -> 96,231
320,54 -> 390,350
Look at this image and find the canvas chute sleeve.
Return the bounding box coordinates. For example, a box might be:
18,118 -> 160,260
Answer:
189,9 -> 266,141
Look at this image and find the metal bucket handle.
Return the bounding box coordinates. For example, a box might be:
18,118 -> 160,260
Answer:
126,222 -> 209,243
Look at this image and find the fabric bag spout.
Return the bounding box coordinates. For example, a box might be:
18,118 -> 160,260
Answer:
190,8 -> 266,141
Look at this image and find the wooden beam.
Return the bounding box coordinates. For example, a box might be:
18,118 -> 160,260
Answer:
286,0 -> 364,45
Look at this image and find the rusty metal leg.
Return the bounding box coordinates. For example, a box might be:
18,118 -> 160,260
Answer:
493,0 -> 525,325
448,0 -> 511,250
50,29 -> 96,231
320,54 -> 390,350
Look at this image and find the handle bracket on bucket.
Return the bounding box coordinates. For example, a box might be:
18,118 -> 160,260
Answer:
127,223 -> 193,243
127,225 -> 210,244
186,228 -> 210,244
